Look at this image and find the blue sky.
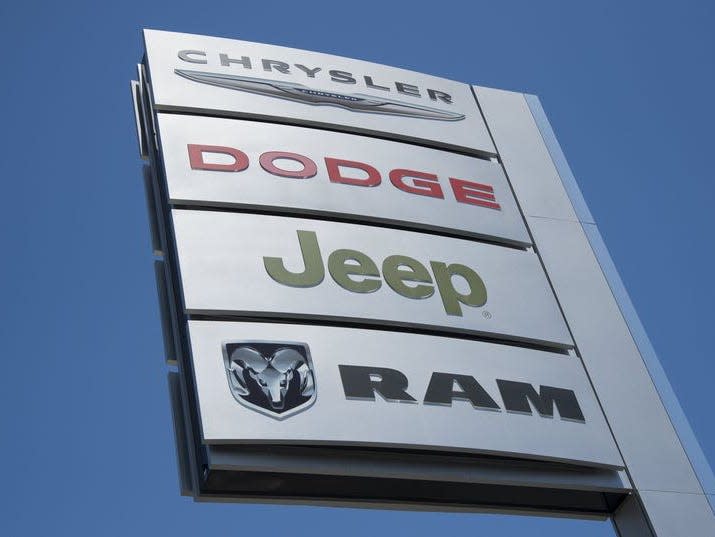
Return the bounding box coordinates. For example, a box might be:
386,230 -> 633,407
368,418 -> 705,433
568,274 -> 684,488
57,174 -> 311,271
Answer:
1,1 -> 713,535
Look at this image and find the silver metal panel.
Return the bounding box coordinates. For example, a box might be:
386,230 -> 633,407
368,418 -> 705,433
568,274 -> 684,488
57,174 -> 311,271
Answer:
171,210 -> 573,348
523,95 -> 714,520
473,86 -> 579,221
524,94 -> 594,224
634,491 -> 715,536
581,223 -> 715,497
143,29 -> 495,155
527,94 -> 715,498
206,445 -> 630,490
156,114 -> 531,246
526,217 -> 702,494
188,320 -> 622,468
479,87 -> 715,532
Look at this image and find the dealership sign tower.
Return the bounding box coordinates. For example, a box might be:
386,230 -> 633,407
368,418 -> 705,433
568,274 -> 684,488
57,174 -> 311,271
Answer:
132,30 -> 714,536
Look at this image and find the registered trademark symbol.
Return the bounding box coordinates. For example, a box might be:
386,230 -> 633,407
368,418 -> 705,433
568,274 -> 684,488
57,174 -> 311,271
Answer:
482,311 -> 492,319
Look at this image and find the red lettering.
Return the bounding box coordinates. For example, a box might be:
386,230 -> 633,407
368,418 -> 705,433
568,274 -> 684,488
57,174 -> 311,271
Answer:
188,145 -> 503,214
325,157 -> 381,187
389,169 -> 443,199
259,151 -> 317,179
450,178 -> 500,210
187,144 -> 249,172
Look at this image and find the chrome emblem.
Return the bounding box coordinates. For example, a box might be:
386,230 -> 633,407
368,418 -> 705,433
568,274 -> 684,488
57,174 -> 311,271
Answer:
175,69 -> 465,121
222,341 -> 316,419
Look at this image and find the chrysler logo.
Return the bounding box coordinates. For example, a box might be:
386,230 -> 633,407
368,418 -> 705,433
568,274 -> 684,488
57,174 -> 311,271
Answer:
175,69 -> 465,122
222,341 -> 316,419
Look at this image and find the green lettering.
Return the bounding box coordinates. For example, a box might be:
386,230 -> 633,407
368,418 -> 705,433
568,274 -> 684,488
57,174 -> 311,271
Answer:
383,255 -> 434,299
430,261 -> 487,316
328,249 -> 381,293
263,230 -> 324,287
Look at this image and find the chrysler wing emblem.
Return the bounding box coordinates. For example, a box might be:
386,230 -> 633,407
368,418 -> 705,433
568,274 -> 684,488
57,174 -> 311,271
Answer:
175,69 -> 465,122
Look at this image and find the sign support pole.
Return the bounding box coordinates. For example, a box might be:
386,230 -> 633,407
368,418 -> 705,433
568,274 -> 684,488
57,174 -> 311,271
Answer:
474,86 -> 715,536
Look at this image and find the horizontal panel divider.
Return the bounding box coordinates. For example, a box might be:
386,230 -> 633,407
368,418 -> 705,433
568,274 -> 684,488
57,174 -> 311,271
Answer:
198,468 -> 625,517
169,204 -> 530,251
155,105 -> 499,161
206,444 -> 630,489
185,313 -> 571,355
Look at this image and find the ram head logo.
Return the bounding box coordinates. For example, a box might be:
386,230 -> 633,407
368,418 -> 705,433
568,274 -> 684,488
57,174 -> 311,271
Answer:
222,341 -> 316,419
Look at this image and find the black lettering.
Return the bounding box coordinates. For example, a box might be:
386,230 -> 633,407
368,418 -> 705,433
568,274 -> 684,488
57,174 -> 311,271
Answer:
262,59 -> 290,74
424,372 -> 499,410
396,82 -> 420,97
497,380 -> 585,421
364,76 -> 390,91
294,64 -> 322,78
178,50 -> 207,64
219,54 -> 251,69
427,89 -> 453,104
339,365 -> 416,403
329,70 -> 356,84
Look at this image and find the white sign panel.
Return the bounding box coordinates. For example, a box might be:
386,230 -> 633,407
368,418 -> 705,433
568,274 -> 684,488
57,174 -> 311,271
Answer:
188,320 -> 623,468
157,114 -> 531,246
172,210 -> 572,349
144,29 -> 495,155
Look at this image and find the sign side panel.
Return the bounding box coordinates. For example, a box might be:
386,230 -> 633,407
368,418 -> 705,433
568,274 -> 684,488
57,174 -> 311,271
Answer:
475,87 -> 713,502
473,86 -> 578,221
480,87 -> 715,532
526,89 -> 714,501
